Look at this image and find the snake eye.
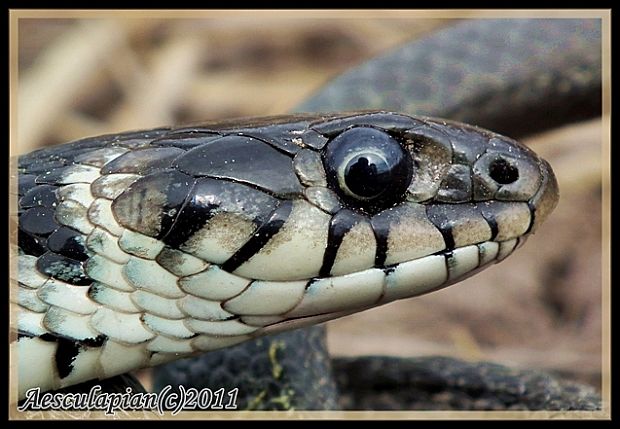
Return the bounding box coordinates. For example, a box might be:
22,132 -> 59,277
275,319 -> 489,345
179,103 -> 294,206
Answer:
324,127 -> 412,211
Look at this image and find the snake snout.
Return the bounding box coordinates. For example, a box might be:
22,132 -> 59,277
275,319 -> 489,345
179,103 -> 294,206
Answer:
528,159 -> 560,233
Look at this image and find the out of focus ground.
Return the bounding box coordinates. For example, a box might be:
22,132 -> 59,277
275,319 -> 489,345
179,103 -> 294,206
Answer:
15,12 -> 606,392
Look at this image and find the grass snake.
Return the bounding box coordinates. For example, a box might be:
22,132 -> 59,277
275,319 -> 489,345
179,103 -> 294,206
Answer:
12,18 -> 601,411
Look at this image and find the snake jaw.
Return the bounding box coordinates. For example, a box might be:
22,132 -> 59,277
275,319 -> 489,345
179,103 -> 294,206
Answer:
237,236 -> 527,340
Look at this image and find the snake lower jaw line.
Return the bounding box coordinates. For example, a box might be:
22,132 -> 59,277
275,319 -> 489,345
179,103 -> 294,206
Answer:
240,234 -> 534,341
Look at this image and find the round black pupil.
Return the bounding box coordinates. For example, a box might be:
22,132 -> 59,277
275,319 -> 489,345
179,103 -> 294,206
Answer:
344,153 -> 391,198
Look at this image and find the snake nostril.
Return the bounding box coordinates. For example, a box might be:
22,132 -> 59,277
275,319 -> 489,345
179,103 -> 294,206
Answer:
489,158 -> 519,184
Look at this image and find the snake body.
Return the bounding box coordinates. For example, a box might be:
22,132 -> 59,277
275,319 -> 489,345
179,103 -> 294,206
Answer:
12,18 -> 600,408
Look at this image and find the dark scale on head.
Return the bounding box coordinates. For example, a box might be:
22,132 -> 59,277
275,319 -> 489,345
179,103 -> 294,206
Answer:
320,209 -> 366,277
103,147 -> 185,175
111,170 -> 196,239
173,135 -> 304,197
150,131 -> 223,150
222,201 -> 293,273
162,178 -> 279,248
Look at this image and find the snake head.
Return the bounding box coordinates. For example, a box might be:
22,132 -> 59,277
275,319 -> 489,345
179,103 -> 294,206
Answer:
110,111 -> 558,335
107,111 -> 559,336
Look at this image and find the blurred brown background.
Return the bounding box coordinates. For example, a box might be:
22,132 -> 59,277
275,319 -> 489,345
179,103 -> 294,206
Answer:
14,12 -> 606,392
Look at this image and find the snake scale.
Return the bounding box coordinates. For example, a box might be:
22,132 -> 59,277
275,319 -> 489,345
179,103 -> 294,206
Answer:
12,18 -> 601,411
